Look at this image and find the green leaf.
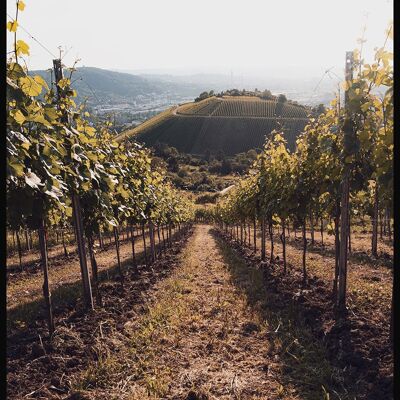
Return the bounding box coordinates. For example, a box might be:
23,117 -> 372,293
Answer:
9,161 -> 24,177
33,75 -> 49,90
57,78 -> 70,90
8,63 -> 26,79
44,107 -> 59,122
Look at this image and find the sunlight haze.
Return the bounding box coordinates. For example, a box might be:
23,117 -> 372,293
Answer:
7,0 -> 393,78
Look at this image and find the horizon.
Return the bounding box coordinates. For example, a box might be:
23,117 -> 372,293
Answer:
7,0 -> 393,83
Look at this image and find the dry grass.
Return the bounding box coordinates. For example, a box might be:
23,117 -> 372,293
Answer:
219,223 -> 393,399
7,224 -> 392,399
7,228 -> 193,400
74,225 -> 349,399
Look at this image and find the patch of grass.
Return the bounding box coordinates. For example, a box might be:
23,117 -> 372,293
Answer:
75,270 -> 190,397
213,233 -> 347,400
78,354 -> 123,390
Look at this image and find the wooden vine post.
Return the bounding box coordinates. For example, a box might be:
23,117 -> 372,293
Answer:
149,220 -> 156,262
87,235 -> 102,306
113,226 -> 124,286
38,219 -> 55,335
281,219 -> 287,273
371,183 -> 379,256
142,222 -> 148,265
338,51 -> 354,311
253,217 -> 257,252
16,231 -> 22,271
72,193 -> 94,309
129,224 -> 138,274
261,218 -> 266,261
53,58 -> 93,310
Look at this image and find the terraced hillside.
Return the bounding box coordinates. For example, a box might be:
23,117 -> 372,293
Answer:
116,96 -> 309,155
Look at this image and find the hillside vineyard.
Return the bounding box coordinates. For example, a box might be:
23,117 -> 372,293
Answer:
119,97 -> 309,155
7,1 -> 393,398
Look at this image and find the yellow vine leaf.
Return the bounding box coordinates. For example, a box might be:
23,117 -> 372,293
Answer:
57,78 -> 70,90
7,20 -> 18,32
17,0 -> 26,11
19,76 -> 42,96
84,126 -> 96,136
33,75 -> 49,90
44,107 -> 59,121
16,40 -> 30,56
9,160 -> 24,177
28,114 -> 53,127
11,109 -> 26,125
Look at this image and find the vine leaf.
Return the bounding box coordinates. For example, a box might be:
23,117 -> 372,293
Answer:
25,172 -> 42,189
7,21 -> 18,32
16,40 -> 30,56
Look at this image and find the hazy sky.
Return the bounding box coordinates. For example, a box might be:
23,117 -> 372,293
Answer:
7,0 -> 393,78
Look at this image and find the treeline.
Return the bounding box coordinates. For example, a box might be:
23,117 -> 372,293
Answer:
195,88 -> 311,109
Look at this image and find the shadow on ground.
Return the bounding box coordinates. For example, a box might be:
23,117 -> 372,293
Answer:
284,235 -> 393,270
7,227 -> 193,399
6,230 -> 150,275
211,228 -> 393,400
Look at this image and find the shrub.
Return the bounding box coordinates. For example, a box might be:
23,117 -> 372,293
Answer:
195,193 -> 218,204
177,168 -> 188,178
196,183 -> 212,192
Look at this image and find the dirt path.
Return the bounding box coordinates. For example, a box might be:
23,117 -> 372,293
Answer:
138,224 -> 275,398
8,224 -> 389,399
76,224 -> 342,399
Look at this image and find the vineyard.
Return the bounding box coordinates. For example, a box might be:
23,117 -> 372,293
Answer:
6,2 -> 394,400
119,97 -> 309,155
208,39 -> 393,398
114,105 -> 177,142
6,2 -> 195,397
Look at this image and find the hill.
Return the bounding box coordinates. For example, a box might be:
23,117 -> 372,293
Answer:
29,67 -> 204,107
116,96 -> 309,155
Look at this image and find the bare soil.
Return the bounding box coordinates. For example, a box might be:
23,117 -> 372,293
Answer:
7,226 -> 192,399
219,225 -> 393,400
7,230 -> 150,312
6,224 -> 393,399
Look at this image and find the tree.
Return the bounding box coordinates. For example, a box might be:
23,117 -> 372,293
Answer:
260,89 -> 273,100
168,156 -> 179,173
220,159 -> 232,175
277,94 -> 287,103
246,149 -> 258,160
195,91 -> 210,102
314,103 -> 326,115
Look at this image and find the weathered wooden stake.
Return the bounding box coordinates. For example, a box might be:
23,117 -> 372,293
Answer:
38,222 -> 55,335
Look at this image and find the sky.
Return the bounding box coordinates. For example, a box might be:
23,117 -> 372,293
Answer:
7,0 -> 393,79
